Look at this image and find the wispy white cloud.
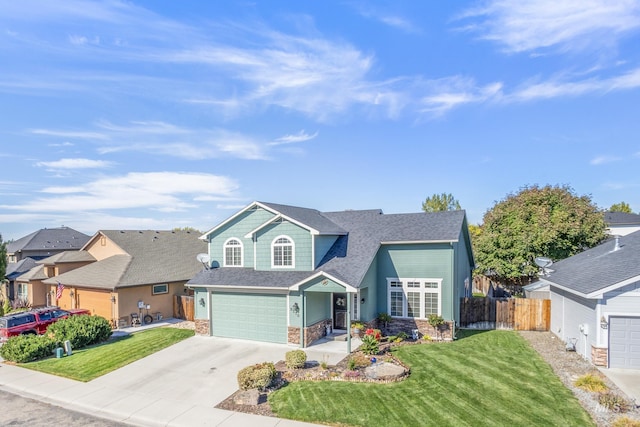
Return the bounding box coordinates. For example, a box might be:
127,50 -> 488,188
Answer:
590,155 -> 623,165
458,0 -> 640,54
29,129 -> 109,140
36,158 -> 113,169
269,130 -> 318,146
419,77 -> 503,116
350,3 -> 420,34
1,172 -> 239,213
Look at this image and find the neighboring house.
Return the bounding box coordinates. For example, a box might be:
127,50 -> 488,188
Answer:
604,211 -> 640,236
523,281 -> 550,299
187,201 -> 475,350
541,233 -> 640,369
38,230 -> 206,326
4,227 -> 90,301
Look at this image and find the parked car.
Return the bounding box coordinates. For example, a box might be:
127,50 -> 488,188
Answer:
0,306 -> 90,343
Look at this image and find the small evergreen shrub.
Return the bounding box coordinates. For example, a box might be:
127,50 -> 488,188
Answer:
237,362 -> 276,390
285,350 -> 307,369
0,334 -> 57,363
599,392 -> 630,413
574,373 -> 608,393
47,315 -> 112,349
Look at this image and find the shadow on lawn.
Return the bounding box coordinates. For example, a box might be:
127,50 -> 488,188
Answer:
455,328 -> 493,340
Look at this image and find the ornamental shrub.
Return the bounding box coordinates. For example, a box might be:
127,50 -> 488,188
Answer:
237,362 -> 276,391
0,334 -> 57,363
285,349 -> 307,369
599,392 -> 630,413
574,373 -> 608,393
360,334 -> 380,355
47,315 -> 112,349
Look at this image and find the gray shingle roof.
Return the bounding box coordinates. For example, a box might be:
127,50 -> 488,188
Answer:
5,257 -> 38,279
189,206 -> 468,289
37,250 -> 96,264
544,232 -> 640,296
16,264 -> 47,282
43,230 -> 206,290
259,202 -> 347,235
6,227 -> 90,253
604,211 -> 640,226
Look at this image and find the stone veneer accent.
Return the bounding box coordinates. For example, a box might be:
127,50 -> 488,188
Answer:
380,318 -> 454,341
591,345 -> 608,367
195,319 -> 210,336
288,319 -> 332,346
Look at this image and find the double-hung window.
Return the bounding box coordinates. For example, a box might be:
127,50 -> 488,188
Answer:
387,278 -> 442,318
272,236 -> 294,268
224,238 -> 243,267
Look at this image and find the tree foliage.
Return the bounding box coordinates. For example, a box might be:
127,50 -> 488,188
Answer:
609,201 -> 632,213
0,233 -> 7,281
474,185 -> 606,283
422,193 -> 461,213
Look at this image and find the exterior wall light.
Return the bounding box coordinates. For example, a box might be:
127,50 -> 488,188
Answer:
361,298 -> 366,304
600,316 -> 608,329
199,297 -> 206,307
291,302 -> 300,315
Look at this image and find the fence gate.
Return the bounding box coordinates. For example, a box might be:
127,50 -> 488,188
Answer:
174,295 -> 194,321
514,298 -> 550,331
460,297 -> 550,331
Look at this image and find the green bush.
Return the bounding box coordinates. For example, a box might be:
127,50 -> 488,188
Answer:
360,334 -> 380,355
599,392 -> 630,413
237,362 -> 276,391
285,350 -> 307,369
0,334 -> 57,363
47,315 -> 112,349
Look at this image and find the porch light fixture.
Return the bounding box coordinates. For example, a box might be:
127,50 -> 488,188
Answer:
291,302 -> 300,315
199,298 -> 205,307
361,298 -> 365,304
110,296 -> 116,304
600,316 -> 608,329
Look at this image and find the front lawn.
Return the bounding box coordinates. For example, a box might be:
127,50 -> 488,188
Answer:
269,330 -> 595,427
23,328 -> 194,382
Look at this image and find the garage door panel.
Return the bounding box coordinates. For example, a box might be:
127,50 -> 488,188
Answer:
212,292 -> 287,344
609,316 -> 640,369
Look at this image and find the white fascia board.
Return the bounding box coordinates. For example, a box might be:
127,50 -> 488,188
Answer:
187,284 -> 289,293
244,214 -> 283,238
541,274 -> 640,299
200,201 -> 258,240
289,271 -> 358,293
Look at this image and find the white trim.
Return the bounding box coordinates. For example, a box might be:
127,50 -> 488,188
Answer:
386,277 -> 442,319
244,214 -> 283,238
222,237 -> 244,267
271,235 -> 295,268
202,285 -> 289,294
381,239 -> 458,245
542,274 -> 640,299
599,313 -> 640,349
311,234 -> 315,270
200,201 -> 258,240
289,271 -> 359,293
152,283 -> 169,295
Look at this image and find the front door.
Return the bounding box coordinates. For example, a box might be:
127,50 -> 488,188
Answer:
333,293 -> 347,330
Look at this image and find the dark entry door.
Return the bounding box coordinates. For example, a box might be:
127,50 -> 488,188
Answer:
333,293 -> 347,330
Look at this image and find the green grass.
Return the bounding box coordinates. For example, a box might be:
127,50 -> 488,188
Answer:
269,330 -> 595,427
23,328 -> 194,382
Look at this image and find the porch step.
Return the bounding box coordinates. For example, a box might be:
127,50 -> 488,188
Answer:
329,333 -> 348,341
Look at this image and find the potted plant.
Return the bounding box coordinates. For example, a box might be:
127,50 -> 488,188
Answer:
378,312 -> 392,331
351,321 -> 365,338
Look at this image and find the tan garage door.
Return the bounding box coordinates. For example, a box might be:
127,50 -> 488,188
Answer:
76,289 -> 112,321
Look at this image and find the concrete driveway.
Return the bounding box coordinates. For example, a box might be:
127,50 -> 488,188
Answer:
0,335 -> 328,426
599,368 -> 640,404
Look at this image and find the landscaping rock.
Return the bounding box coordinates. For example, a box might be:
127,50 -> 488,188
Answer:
364,362 -> 407,380
233,389 -> 260,406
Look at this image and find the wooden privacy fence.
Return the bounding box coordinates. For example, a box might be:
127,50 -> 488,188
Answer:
460,297 -> 550,331
174,295 -> 194,321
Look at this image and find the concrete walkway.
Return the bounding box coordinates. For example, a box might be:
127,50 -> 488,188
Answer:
0,324 -> 358,426
599,367 -> 640,404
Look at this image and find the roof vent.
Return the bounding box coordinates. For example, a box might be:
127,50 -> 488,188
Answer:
613,235 -> 621,252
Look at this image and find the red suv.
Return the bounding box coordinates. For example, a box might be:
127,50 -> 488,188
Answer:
0,306 -> 90,343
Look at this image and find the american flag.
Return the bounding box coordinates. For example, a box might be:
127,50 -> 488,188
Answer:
56,282 -> 64,300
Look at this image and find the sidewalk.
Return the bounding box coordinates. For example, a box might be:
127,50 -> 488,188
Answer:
0,323 -> 329,427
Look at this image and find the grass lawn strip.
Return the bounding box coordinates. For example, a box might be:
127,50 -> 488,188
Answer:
269,330 -> 595,427
23,328 -> 194,382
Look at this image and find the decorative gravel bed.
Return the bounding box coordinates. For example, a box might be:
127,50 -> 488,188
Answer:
519,331 -> 640,427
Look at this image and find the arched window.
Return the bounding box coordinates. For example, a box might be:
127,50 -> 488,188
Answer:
272,235 -> 294,268
224,238 -> 243,267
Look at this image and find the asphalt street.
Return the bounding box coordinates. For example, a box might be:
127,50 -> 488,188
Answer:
0,389 -> 126,426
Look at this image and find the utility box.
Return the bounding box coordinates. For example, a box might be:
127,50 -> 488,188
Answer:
63,340 -> 73,356
55,347 -> 64,358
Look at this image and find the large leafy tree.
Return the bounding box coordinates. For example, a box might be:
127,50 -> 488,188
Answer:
422,193 -> 461,212
0,234 -> 6,280
609,201 -> 632,213
474,185 -> 606,283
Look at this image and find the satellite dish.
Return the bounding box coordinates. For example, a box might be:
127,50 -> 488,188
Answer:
534,257 -> 553,277
196,253 -> 210,269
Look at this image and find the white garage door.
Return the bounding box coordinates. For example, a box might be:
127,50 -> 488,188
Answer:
609,317 -> 640,369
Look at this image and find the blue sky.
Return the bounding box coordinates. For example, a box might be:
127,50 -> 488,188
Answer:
1,1 -> 640,241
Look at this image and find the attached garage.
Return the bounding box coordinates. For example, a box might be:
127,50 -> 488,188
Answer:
609,317 -> 640,369
211,292 -> 287,343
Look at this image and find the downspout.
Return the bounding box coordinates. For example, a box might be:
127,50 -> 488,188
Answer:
208,290 -> 213,337
451,242 -> 456,340
347,292 -> 352,353
299,291 -> 305,348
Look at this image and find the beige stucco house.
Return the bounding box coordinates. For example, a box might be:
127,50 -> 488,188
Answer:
37,230 -> 206,326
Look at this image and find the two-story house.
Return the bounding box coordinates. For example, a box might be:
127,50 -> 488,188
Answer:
188,201 -> 475,350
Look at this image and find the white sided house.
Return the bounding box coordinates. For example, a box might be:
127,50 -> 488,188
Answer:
541,232 -> 640,369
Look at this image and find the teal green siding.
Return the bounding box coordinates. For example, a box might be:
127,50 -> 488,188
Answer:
376,243 -> 455,321
194,288 -> 209,320
358,260 -> 378,322
211,291 -> 287,343
314,235 -> 339,268
207,207 -> 275,268
453,229 -> 473,321
255,221 -> 313,271
305,292 -> 331,325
